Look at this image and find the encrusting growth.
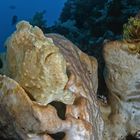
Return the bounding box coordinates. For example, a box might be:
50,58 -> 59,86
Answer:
123,17 -> 140,54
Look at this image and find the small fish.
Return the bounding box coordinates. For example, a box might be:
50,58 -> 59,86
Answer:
11,15 -> 18,25
9,5 -> 16,10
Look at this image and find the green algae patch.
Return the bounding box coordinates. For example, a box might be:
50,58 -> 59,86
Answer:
123,17 -> 140,41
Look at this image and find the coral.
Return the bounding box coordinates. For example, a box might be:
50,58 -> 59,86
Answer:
107,0 -> 121,17
122,17 -> 140,54
123,17 -> 140,41
102,40 -> 140,139
0,21 -> 104,140
30,10 -> 47,32
49,0 -> 140,50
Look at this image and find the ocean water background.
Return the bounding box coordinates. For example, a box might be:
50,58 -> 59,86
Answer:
0,0 -> 66,52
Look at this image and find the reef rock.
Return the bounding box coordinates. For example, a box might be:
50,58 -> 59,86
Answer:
103,40 -> 140,139
0,21 -> 103,140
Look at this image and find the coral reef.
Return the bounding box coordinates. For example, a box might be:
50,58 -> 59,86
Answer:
1,11 -> 140,139
47,0 -> 140,53
45,0 -> 140,101
0,21 -> 103,140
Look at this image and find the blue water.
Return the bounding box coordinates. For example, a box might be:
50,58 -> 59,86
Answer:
0,0 -> 66,52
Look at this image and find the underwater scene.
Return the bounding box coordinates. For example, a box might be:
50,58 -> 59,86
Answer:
0,0 -> 140,140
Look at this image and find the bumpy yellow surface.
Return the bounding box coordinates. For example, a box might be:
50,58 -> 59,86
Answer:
5,21 -> 75,105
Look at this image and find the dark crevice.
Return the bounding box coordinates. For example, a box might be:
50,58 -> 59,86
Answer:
24,90 -> 36,101
49,101 -> 66,120
66,67 -> 71,78
49,132 -> 65,140
126,134 -> 140,140
0,138 -> 15,140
